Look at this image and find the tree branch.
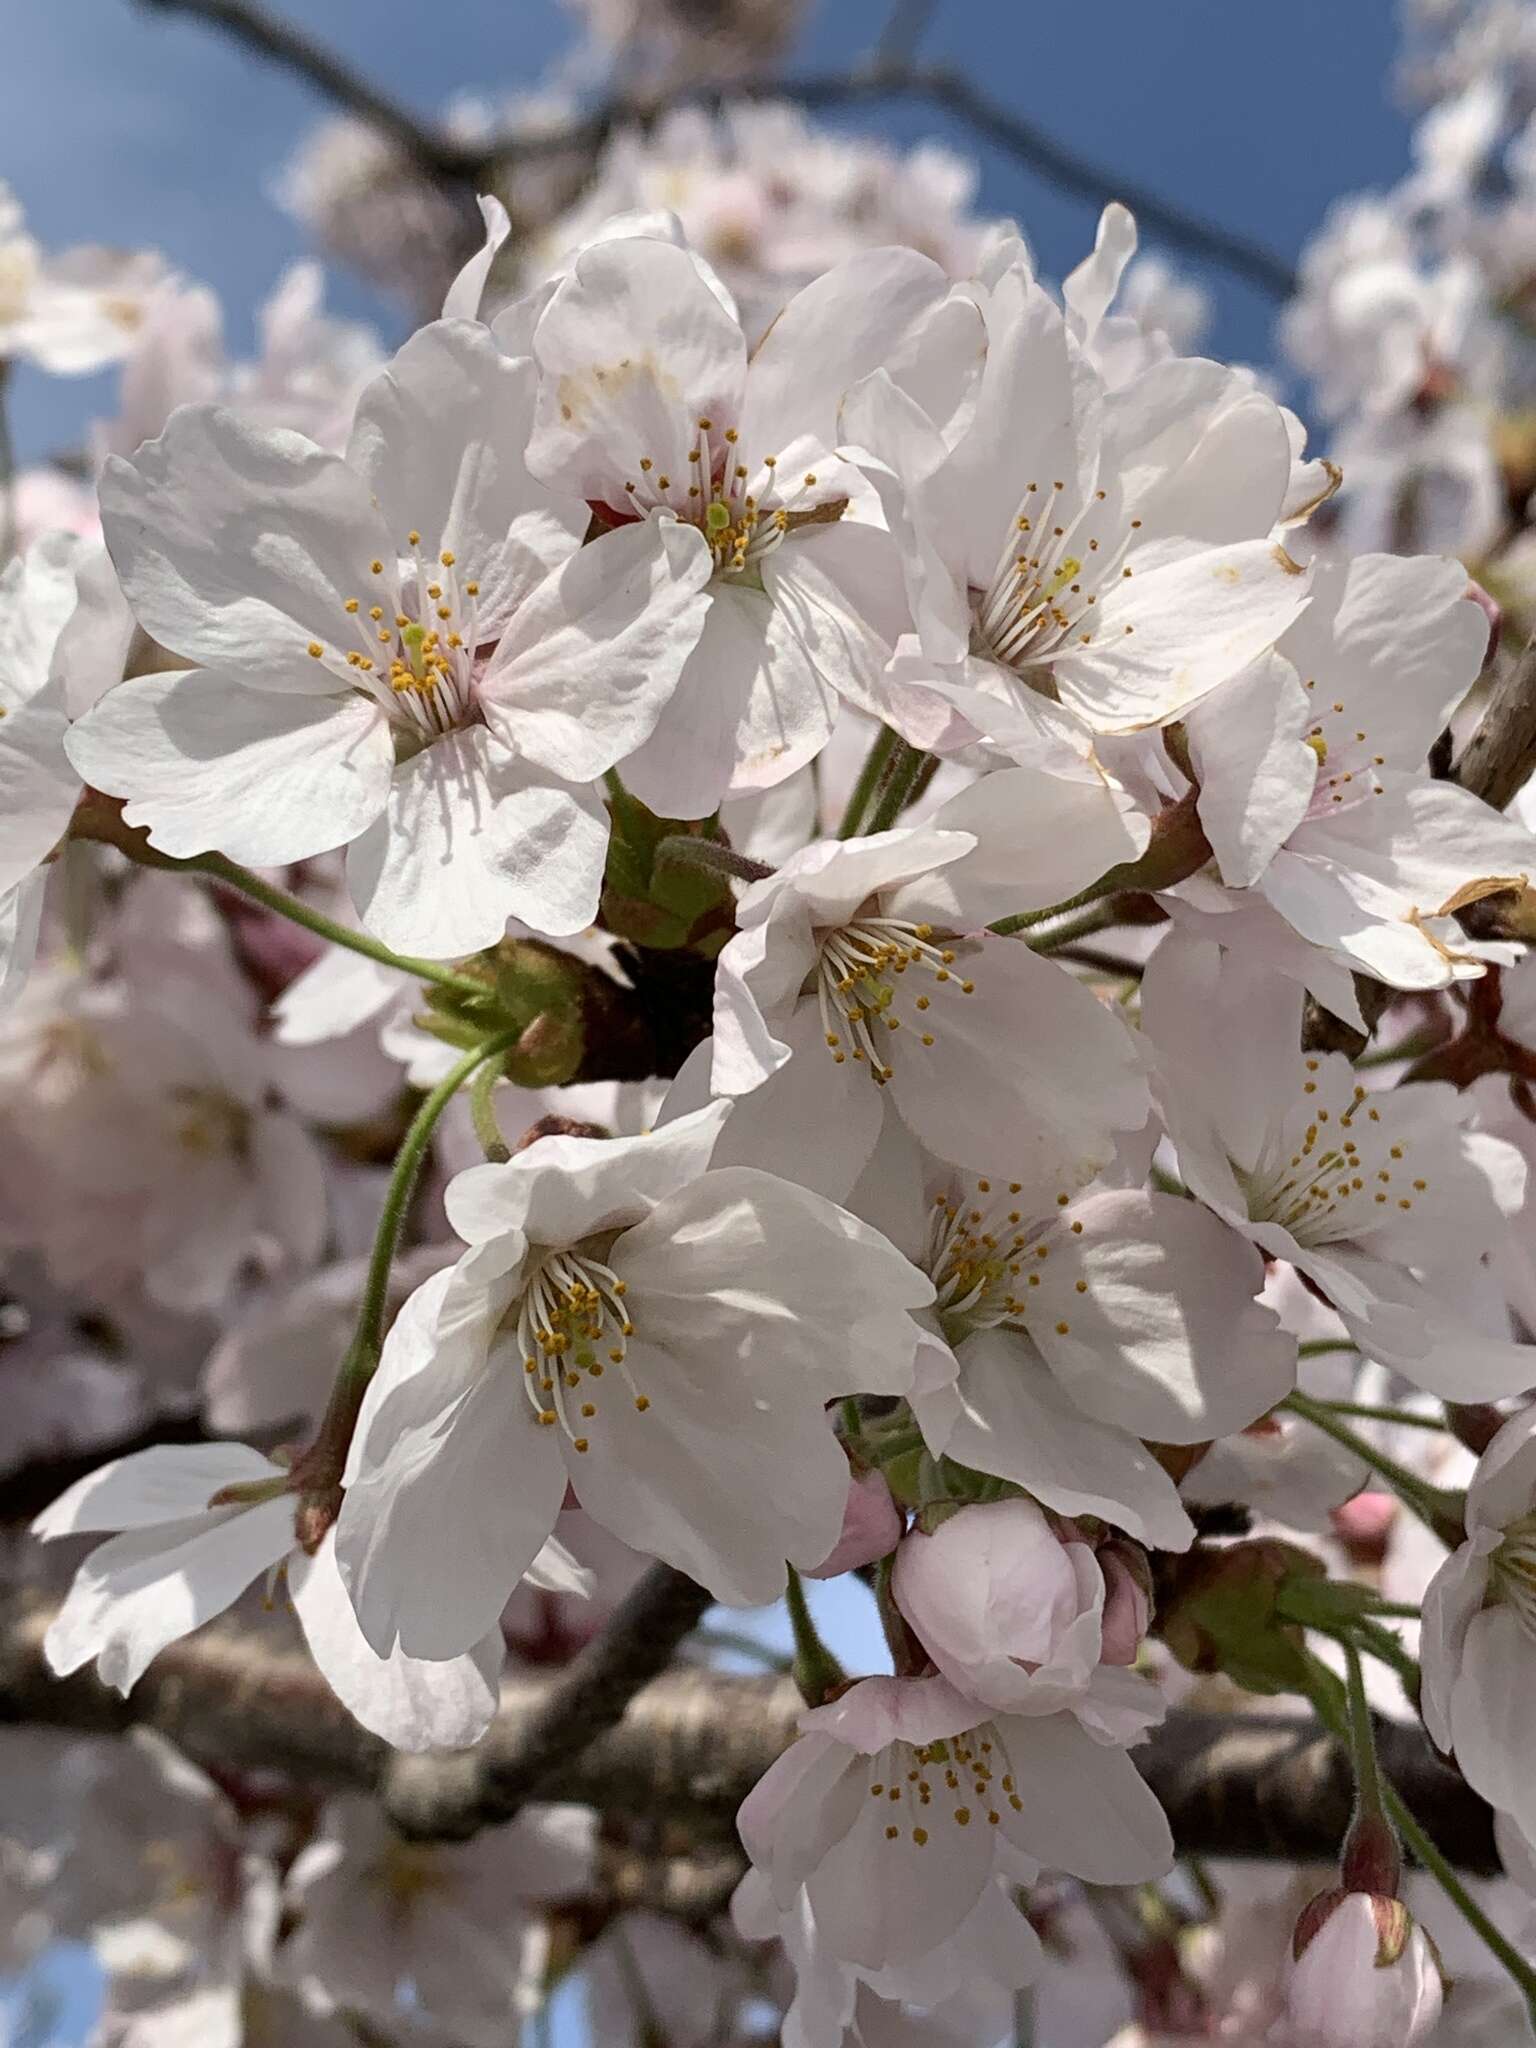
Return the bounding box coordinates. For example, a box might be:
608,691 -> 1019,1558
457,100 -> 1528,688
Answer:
133,0 -> 475,180
385,1562 -> 715,1840
0,1592 -> 1498,1870
1455,629 -> 1536,813
127,0 -> 1298,300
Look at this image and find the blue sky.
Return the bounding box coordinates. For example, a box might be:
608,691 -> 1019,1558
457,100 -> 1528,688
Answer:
9,0 -> 1414,463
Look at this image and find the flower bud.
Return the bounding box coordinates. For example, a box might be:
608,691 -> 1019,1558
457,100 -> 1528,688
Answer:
1097,1539 -> 1153,1667
890,1496 -> 1110,1711
1287,1890 -> 1442,2048
802,1465 -> 903,1579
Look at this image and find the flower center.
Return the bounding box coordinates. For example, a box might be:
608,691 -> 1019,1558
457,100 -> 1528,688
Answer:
970,483 -> 1135,678
926,1179 -> 1088,1345
867,1728 -> 1020,1848
513,1247 -> 648,1453
1241,1057 -> 1429,1248
610,416 -> 845,581
168,1084 -> 251,1160
305,535 -> 484,742
1298,679 -> 1389,819
814,917 -> 975,1084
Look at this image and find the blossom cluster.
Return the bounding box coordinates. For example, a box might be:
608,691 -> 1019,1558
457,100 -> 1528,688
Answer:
10,15 -> 1536,2044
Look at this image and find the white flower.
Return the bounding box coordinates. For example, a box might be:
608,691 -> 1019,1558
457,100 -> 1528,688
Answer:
1286,1891 -> 1443,2048
845,237 -> 1311,744
521,231 -> 959,817
30,1441 -> 548,1752
1174,550 -> 1536,1008
66,318 -> 711,957
733,1862 -> 1030,2048
1421,1405 -> 1536,1844
336,1103 -> 933,1648
708,820 -> 1150,1198
0,940 -> 328,1316
279,1796 -> 595,2046
0,531 -> 136,1007
880,1136 -> 1294,1552
737,1671 -> 1172,1976
524,102 -> 1005,347
0,183 -> 168,374
1144,929 -> 1534,1399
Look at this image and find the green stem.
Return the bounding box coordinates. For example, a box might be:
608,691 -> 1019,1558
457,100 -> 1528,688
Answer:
784,1564 -> 845,1705
302,1028 -> 522,1488
1312,1653 -> 1536,2026
840,1397 -> 864,1444
1383,1781 -> 1536,2029
468,1055 -> 510,1162
1297,1339 -> 1361,1359
193,852 -> 486,999
838,725 -> 901,838
1344,1641 -> 1387,1823
1283,1392 -> 1464,1544
1026,904 -> 1123,956
1354,1026 -> 1450,1071
1316,1399 -> 1448,1432
865,737 -> 931,834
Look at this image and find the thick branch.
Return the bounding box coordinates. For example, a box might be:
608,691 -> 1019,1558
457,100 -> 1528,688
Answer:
386,1562 -> 715,1840
128,0 -> 1297,299
0,1594 -> 1498,1870
1455,629 -> 1536,813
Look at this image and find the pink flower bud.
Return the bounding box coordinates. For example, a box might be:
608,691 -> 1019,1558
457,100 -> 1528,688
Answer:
1331,1489 -> 1398,1563
890,1496 -> 1105,1710
1098,1541 -> 1152,1667
1287,1890 -> 1442,2048
802,1466 -> 902,1579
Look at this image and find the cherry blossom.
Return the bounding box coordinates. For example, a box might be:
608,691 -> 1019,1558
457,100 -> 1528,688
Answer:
844,239 -> 1310,748
520,231 -> 962,817
66,318 -> 711,957
1144,929 -> 1535,1399
336,1103 -> 933,1647
737,1671 -> 1172,1976
709,821 -> 1150,1197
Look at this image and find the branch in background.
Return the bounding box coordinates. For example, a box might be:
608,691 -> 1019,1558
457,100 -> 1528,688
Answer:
0,1593 -> 1499,1871
872,0 -> 939,69
1456,628 -> 1536,813
387,1563 -> 715,1841
127,0 -> 1298,300
133,0 -> 473,180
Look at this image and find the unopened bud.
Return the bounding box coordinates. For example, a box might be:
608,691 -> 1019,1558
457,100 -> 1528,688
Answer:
1287,1890 -> 1441,2047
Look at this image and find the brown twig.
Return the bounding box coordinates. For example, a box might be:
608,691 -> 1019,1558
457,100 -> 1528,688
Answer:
1455,630 -> 1536,812
0,1592 -> 1500,1869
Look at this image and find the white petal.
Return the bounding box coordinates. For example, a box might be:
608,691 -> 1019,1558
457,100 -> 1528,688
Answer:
1028,1190 -> 1296,1444
43,1497 -> 293,1692
527,236 -> 747,502
32,1442 -> 284,1539
346,727 -> 608,956
337,1363 -> 567,1660
65,669 -> 395,866
289,1531 -> 502,1751
1186,652 -> 1317,889
917,1327 -> 1195,1551
478,516 -> 713,784
98,405 -> 392,681
346,321 -> 585,634
996,1712 -> 1173,1882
